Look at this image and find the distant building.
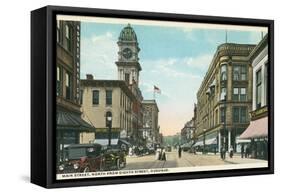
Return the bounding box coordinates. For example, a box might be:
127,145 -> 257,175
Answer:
80,76 -> 136,145
142,100 -> 160,148
195,43 -> 256,153
56,20 -> 95,162
240,34 -> 268,159
181,119 -> 195,144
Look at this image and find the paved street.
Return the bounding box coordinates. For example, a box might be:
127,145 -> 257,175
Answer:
123,150 -> 267,170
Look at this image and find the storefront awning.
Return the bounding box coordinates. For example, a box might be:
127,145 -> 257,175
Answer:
240,117 -> 268,139
205,137 -> 217,145
57,111 -> 95,132
182,142 -> 193,148
119,139 -> 132,146
193,141 -> 203,147
94,139 -> 119,146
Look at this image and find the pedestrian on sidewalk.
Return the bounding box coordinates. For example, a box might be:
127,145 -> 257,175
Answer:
155,147 -> 161,160
229,146 -> 234,158
245,145 -> 250,158
178,146 -> 182,158
161,148 -> 166,161
241,144 -> 244,158
220,145 -> 226,160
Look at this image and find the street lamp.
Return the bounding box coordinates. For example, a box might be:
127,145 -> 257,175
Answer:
203,128 -> 206,154
106,112 -> 112,147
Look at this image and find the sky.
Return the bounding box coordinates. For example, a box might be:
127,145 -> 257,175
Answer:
79,18 -> 266,136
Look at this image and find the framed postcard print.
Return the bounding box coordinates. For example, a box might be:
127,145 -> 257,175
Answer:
31,5 -> 274,188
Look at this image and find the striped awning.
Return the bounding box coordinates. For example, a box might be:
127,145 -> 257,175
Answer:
240,117 -> 268,139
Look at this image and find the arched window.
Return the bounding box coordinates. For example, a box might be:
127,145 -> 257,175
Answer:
105,111 -> 112,127
221,64 -> 227,81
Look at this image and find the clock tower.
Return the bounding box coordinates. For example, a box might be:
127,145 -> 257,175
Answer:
116,24 -> 141,86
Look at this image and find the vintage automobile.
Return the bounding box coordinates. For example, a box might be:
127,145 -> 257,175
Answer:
57,144 -> 126,174
57,144 -> 104,174
102,148 -> 126,170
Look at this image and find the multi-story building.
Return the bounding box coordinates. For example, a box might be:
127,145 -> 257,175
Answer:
56,20 -> 95,162
195,43 -> 256,153
181,119 -> 195,144
142,100 -> 160,148
116,24 -> 144,145
80,75 -> 136,146
240,34 -> 268,159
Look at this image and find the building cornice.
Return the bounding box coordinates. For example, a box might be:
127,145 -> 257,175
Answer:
197,43 -> 256,97
80,79 -> 137,101
249,34 -> 268,61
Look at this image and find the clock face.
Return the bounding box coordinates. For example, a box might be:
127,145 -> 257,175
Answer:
122,48 -> 133,59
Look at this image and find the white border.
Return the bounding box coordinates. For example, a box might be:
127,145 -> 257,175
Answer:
57,15 -> 268,32
57,162 -> 268,180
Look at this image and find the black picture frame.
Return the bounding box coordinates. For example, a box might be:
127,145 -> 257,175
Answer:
31,5 -> 274,188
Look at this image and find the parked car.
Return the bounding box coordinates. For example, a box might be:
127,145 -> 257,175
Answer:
57,144 -> 104,174
103,148 -> 126,170
57,144 -> 127,174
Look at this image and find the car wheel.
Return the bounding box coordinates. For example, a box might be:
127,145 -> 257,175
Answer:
116,159 -> 120,170
83,166 -> 90,173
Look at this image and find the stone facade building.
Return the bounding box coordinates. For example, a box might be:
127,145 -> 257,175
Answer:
181,119 -> 195,144
195,43 -> 256,153
80,77 -> 136,144
142,100 -> 160,148
240,34 -> 268,159
56,20 -> 95,162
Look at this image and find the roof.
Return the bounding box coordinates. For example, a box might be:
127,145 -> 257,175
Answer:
142,99 -> 159,112
119,24 -> 138,42
56,110 -> 95,131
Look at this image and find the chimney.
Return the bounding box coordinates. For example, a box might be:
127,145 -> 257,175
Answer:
86,74 -> 93,80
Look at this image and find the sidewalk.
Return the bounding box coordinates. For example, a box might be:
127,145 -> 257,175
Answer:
224,155 -> 267,164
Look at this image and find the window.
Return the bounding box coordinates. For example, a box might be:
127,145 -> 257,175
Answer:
106,90 -> 112,105
105,111 -> 112,128
220,107 -> 226,123
233,87 -> 247,101
240,88 -> 247,101
215,109 -> 218,125
240,107 -> 247,123
57,21 -> 61,43
221,64 -> 227,81
56,66 -> 61,96
65,72 -> 72,100
233,107 -> 240,123
256,69 -> 262,109
241,66 -> 247,80
125,73 -> 130,84
233,65 -> 247,81
80,90 -> 83,104
233,88 -> 239,101
65,24 -> 72,52
220,87 -> 227,100
233,66 -> 239,81
233,107 -> 248,123
92,90 -> 99,105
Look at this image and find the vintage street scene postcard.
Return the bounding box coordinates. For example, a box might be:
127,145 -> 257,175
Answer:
55,15 -> 269,180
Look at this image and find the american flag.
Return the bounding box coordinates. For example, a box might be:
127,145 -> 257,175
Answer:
154,85 -> 161,94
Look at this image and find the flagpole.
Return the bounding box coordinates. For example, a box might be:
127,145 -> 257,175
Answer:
153,90 -> 155,99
